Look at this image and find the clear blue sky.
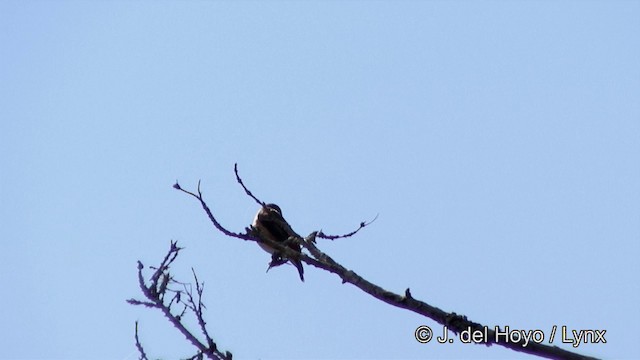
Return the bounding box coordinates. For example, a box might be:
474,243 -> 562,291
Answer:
1,1 -> 638,359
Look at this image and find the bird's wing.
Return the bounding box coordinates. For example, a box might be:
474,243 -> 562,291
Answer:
257,210 -> 293,243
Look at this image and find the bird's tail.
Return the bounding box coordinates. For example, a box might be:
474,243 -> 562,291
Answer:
292,259 -> 305,282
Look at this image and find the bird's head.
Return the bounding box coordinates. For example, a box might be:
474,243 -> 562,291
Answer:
264,203 -> 282,215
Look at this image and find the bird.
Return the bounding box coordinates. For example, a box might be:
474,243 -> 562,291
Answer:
251,203 -> 304,282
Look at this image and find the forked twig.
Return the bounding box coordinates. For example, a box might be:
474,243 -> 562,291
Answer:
127,241 -> 232,360
174,181 -> 255,241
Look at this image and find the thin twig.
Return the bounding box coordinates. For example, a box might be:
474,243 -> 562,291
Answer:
134,321 -> 149,360
317,213 -> 379,240
234,163 -> 265,207
174,181 -> 255,242
192,268 -> 216,351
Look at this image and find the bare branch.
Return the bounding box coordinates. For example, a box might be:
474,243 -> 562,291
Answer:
233,163 -> 265,207
317,213 -> 379,240
150,241 -> 181,291
126,298 -> 157,308
128,242 -> 232,360
173,180 -> 256,242
177,172 -> 598,360
134,321 -> 149,360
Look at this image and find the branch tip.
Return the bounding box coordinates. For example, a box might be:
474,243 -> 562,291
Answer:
233,163 -> 264,206
317,213 -> 378,240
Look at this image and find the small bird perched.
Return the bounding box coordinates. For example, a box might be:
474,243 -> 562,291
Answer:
251,203 -> 304,282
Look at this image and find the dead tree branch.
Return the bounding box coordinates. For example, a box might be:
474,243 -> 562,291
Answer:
233,163 -> 264,207
172,165 -> 599,360
127,241 -> 232,360
317,213 -> 379,240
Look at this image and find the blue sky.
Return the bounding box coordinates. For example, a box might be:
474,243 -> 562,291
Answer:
1,1 -> 638,359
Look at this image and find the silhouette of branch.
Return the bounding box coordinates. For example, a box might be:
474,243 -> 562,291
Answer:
175,166 -> 600,360
233,163 -> 265,207
174,181 -> 254,242
127,241 -> 232,360
134,321 -> 149,360
317,213 -> 378,240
